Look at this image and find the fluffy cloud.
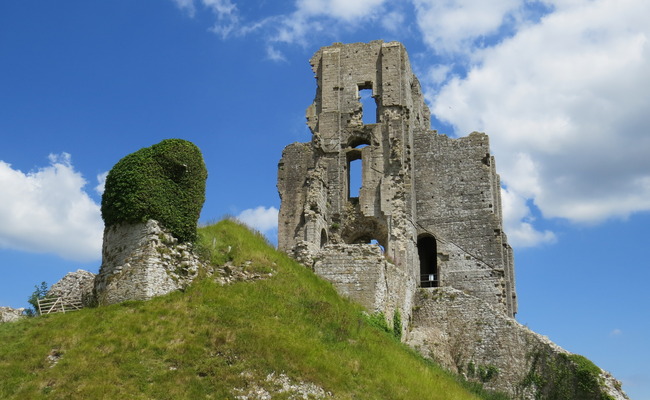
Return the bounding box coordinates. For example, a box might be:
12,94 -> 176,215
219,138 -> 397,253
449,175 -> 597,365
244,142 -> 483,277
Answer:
0,154 -> 103,262
501,187 -> 556,248
236,206 -> 278,234
431,0 -> 650,244
95,171 -> 108,195
295,0 -> 386,21
412,0 -> 521,54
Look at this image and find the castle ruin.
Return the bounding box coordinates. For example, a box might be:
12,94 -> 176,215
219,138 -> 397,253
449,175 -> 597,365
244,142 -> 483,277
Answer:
278,41 -> 626,399
278,40 -> 515,323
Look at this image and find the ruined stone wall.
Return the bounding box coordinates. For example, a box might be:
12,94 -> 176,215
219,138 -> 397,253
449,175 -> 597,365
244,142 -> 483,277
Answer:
407,287 -> 627,400
277,40 -> 628,398
0,306 -> 25,323
94,219 -> 205,305
278,40 -> 516,326
414,131 -> 517,316
278,41 -> 431,322
48,269 -> 95,305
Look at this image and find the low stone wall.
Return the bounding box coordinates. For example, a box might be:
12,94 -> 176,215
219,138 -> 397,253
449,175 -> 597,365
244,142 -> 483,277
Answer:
0,306 -> 25,323
406,287 -> 627,400
94,220 -> 206,305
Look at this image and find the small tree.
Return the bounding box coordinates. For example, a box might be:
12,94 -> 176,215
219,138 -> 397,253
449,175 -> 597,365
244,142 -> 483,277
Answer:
25,281 -> 49,316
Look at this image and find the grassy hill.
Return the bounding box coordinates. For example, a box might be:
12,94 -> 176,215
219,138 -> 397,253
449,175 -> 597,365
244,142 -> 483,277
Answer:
0,220 -> 506,399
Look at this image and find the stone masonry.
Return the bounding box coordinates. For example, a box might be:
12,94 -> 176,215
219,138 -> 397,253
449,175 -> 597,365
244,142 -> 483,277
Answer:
278,41 -> 627,399
278,40 -> 515,322
48,269 -> 96,305
0,306 -> 25,323
93,219 -> 206,305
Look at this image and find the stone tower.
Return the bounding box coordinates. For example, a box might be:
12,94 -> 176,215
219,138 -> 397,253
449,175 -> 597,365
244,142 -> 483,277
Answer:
278,40 -> 516,323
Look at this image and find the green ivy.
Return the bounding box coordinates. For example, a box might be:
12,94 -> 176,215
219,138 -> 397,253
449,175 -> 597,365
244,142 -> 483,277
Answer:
392,309 -> 403,340
101,139 -> 207,243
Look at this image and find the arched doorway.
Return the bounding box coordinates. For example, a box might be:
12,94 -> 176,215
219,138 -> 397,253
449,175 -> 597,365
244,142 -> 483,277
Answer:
417,235 -> 438,287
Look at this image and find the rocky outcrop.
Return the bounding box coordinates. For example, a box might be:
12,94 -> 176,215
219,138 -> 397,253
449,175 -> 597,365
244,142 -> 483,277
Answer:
94,219 -> 207,305
48,269 -> 95,305
407,287 -> 627,400
0,306 -> 25,323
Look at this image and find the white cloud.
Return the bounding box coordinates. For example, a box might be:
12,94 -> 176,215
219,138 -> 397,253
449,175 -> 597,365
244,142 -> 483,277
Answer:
236,206 -> 278,234
297,0 -> 386,21
0,154 -> 103,262
266,45 -> 287,62
431,0 -> 650,235
412,0 -> 521,54
501,187 -> 556,248
171,0 -> 197,17
95,171 -> 108,196
381,10 -> 405,33
172,0 -> 240,38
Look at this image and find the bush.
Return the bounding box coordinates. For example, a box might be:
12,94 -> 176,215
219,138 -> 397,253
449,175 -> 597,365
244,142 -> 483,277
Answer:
101,139 -> 207,243
25,281 -> 49,316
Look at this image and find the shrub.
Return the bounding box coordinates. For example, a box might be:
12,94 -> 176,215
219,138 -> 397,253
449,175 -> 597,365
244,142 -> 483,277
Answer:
392,309 -> 402,340
101,139 -> 207,243
25,281 -> 49,316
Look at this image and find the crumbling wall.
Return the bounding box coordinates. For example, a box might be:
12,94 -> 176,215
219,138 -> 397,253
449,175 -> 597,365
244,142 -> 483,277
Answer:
407,287 -> 627,400
0,307 -> 25,323
278,40 -> 516,322
48,269 -> 95,305
93,219 -> 205,305
278,41 -> 428,322
414,131 -> 517,316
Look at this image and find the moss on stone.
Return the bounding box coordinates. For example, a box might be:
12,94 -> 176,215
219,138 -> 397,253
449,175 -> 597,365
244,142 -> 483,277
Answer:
101,139 -> 207,243
520,350 -> 613,400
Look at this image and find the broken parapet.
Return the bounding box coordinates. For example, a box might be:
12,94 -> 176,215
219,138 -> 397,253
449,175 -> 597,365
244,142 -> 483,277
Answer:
93,219 -> 206,305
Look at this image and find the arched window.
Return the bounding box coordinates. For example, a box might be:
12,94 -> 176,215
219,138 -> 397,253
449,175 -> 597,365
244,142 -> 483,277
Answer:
320,229 -> 328,248
418,235 -> 438,287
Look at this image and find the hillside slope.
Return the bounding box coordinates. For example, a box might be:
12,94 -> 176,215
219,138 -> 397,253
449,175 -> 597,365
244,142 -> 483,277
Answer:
0,220 -> 504,399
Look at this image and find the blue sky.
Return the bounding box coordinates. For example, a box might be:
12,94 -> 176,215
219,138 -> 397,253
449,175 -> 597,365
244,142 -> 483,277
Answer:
1,1 -> 649,398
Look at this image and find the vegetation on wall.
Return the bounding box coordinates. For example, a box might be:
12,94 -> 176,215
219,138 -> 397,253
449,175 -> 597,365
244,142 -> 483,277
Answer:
520,349 -> 614,400
101,139 -> 207,243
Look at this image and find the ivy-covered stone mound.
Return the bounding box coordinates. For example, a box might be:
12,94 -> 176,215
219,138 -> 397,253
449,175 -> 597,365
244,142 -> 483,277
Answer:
101,139 -> 207,243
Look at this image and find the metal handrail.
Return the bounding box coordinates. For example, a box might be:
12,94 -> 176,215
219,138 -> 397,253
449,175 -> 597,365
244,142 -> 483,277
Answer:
420,273 -> 439,288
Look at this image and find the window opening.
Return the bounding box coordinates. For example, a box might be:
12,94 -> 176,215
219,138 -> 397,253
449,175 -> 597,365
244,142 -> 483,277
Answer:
349,158 -> 362,198
320,229 -> 328,248
347,144 -> 368,199
418,236 -> 438,287
359,86 -> 376,124
370,239 -> 385,253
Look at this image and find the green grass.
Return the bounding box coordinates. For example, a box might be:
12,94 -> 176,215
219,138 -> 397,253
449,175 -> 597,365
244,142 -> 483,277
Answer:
0,219 -> 501,399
